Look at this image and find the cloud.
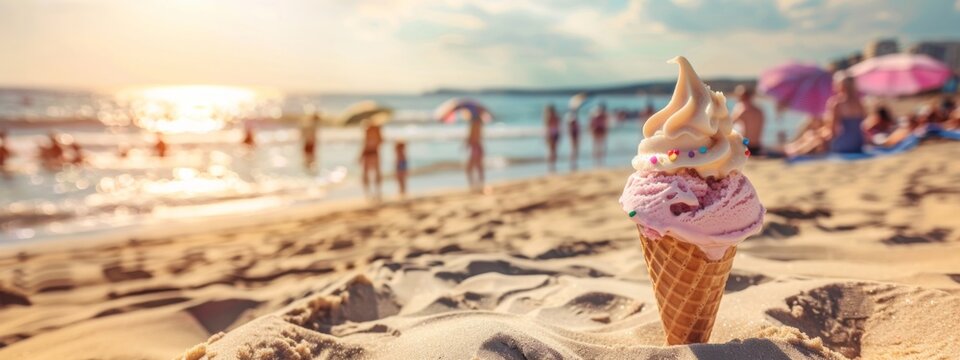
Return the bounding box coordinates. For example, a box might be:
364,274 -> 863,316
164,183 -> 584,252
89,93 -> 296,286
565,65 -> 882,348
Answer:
634,0 -> 790,33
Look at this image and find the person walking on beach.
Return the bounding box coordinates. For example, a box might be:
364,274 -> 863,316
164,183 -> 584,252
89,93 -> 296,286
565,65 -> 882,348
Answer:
394,141 -> 408,198
465,112 -> 485,191
589,103 -> 608,166
825,75 -> 867,154
544,104 -> 561,173
566,110 -> 580,171
360,120 -> 383,200
732,85 -> 764,155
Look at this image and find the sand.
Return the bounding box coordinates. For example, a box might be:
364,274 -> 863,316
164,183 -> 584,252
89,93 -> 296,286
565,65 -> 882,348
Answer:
1,141 -> 960,359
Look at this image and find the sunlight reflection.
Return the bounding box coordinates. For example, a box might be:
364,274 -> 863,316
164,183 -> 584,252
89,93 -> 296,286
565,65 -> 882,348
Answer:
112,85 -> 280,134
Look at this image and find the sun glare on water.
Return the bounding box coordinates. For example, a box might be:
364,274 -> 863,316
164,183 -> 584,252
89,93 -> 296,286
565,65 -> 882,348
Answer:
113,85 -> 279,134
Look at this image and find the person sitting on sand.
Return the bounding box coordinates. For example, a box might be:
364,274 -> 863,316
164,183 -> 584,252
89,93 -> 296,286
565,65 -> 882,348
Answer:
784,116 -> 828,158
566,110 -> 580,171
589,103 -> 608,166
360,120 -> 383,199
935,96 -> 955,126
946,108 -> 960,130
824,75 -> 867,154
395,141 -> 408,198
544,104 -> 561,173
863,105 -> 897,146
465,111 -> 485,191
732,85 -> 764,155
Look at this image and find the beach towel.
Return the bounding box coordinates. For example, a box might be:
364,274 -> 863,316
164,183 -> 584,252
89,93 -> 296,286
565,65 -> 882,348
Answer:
786,127 -> 960,164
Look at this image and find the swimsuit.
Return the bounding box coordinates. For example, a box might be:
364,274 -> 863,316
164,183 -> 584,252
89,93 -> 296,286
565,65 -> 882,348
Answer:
831,116 -> 865,154
548,127 -> 560,143
469,143 -> 483,159
397,159 -> 408,172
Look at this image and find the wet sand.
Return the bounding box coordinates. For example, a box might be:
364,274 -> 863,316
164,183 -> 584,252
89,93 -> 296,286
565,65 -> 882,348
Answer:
1,142 -> 960,359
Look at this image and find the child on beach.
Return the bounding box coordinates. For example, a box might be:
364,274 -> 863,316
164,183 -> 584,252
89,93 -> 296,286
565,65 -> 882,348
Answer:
395,141 -> 408,198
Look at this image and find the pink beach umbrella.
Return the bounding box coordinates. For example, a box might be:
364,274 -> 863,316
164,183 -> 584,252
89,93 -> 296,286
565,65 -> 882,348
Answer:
848,53 -> 952,96
434,98 -> 493,123
758,62 -> 833,116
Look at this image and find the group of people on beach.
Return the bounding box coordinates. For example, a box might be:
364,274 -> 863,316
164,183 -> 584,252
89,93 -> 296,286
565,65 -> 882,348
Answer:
716,75 -> 960,159
0,131 -> 87,170
544,102 -> 614,173
353,109 -> 480,201
783,75 -> 959,158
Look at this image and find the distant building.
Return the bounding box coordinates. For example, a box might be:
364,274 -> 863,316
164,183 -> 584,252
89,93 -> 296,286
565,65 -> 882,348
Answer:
864,39 -> 899,58
910,41 -> 960,74
830,51 -> 864,72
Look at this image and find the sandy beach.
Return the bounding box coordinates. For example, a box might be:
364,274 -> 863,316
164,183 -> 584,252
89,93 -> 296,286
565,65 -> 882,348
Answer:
0,140 -> 957,359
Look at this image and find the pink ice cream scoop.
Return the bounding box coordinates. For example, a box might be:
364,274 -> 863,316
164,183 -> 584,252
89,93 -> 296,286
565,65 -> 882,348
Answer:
619,170 -> 764,260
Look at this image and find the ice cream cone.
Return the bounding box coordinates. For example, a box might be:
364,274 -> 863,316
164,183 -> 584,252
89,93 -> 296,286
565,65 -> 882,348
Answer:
637,225 -> 735,345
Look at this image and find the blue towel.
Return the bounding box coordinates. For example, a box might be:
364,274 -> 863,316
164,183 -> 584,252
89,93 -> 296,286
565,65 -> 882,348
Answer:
786,128 -> 960,164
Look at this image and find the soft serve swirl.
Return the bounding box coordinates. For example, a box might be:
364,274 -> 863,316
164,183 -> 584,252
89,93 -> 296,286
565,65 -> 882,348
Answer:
632,56 -> 748,178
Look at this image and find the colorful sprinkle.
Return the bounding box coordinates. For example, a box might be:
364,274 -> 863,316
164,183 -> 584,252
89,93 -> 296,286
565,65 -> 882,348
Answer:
699,146 -> 708,154
742,138 -> 750,146
745,149 -> 751,157
668,152 -> 678,162
628,210 -> 637,217
688,150 -> 695,158
649,156 -> 658,165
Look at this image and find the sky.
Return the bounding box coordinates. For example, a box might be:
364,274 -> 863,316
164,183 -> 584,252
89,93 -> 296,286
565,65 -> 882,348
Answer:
1,0 -> 959,93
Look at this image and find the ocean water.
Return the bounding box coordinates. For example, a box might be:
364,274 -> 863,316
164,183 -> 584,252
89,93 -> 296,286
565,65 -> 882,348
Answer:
0,88 -> 804,242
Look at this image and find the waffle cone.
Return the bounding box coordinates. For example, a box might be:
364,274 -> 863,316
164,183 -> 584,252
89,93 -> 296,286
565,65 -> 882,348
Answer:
637,225 -> 735,345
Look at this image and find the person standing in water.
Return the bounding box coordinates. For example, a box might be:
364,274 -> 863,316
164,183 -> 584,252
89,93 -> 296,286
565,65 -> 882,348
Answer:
731,85 -> 764,155
544,104 -> 561,173
0,131 -> 11,169
394,141 -> 408,198
465,111 -> 485,191
242,123 -> 256,148
301,113 -> 320,170
589,102 -> 608,166
154,133 -> 168,158
566,110 -> 580,171
360,120 -> 383,200
825,75 -> 867,154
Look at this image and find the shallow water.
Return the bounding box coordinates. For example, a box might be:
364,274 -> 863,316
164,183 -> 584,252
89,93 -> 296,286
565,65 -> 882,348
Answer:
0,88 -> 804,242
